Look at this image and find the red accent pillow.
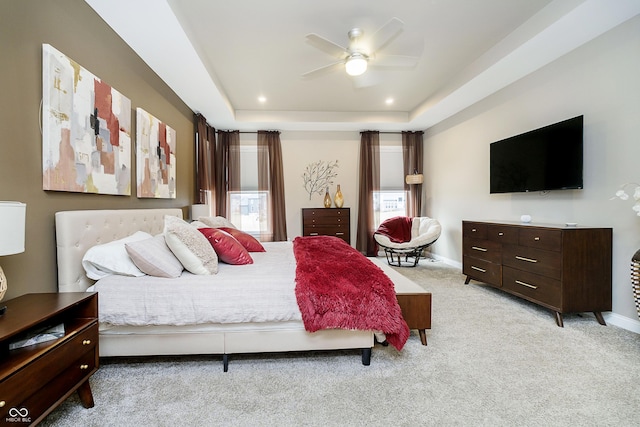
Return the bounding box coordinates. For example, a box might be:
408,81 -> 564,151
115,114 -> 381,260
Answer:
219,227 -> 265,252
198,228 -> 253,265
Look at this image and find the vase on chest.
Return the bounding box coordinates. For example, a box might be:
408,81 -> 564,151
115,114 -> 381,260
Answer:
334,185 -> 344,208
323,187 -> 332,208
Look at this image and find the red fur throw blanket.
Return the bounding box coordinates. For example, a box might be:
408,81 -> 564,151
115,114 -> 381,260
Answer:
293,235 -> 409,350
375,216 -> 413,243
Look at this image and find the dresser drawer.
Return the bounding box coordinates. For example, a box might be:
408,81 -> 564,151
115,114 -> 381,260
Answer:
463,255 -> 501,287
463,238 -> 501,264
503,245 -> 562,279
487,224 -> 518,244
518,228 -> 562,251
303,225 -> 349,239
463,222 -> 487,240
302,209 -> 348,223
0,322 -> 98,412
503,266 -> 561,308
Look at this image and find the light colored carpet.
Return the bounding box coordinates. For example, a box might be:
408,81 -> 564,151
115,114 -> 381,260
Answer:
43,260 -> 640,426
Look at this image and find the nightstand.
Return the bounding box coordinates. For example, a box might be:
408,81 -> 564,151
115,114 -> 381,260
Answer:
0,293 -> 98,424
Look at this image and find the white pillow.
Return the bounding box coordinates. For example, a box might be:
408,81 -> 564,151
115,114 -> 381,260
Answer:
197,216 -> 237,229
189,220 -> 210,229
82,231 -> 152,280
164,215 -> 218,275
125,234 -> 184,278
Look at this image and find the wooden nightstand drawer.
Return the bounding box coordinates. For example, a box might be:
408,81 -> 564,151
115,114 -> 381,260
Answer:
0,293 -> 98,424
463,255 -> 501,286
0,322 -> 98,414
503,244 -> 561,279
20,348 -> 97,422
503,266 -> 561,308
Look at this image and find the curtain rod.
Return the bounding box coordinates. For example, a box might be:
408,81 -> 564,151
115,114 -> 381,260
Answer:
363,131 -> 424,134
216,130 -> 279,134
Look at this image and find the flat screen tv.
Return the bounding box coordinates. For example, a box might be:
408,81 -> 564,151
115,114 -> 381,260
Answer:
489,115 -> 583,194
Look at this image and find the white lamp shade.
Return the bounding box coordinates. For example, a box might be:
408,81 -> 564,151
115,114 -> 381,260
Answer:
345,54 -> 368,76
0,202 -> 26,255
191,204 -> 211,220
405,174 -> 424,185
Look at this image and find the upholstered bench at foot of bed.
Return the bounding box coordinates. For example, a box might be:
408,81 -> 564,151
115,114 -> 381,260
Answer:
370,257 -> 432,345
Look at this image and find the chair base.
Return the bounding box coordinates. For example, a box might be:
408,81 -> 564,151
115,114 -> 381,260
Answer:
381,244 -> 431,267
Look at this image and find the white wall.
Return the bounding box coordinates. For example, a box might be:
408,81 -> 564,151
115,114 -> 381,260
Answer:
424,16 -> 640,328
279,132 -> 403,244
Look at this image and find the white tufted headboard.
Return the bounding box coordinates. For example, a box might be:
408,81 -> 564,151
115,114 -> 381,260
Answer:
55,208 -> 183,293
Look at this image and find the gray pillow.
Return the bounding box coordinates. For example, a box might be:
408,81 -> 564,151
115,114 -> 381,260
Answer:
125,234 -> 184,278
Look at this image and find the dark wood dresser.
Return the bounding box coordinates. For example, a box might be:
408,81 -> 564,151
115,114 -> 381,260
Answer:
0,293 -> 98,424
462,220 -> 612,327
302,208 -> 350,244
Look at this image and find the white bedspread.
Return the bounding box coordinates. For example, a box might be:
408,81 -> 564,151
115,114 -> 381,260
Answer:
91,241 -> 302,326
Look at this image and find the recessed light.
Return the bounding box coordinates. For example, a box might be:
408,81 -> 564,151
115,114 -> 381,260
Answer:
258,96 -> 267,103
385,98 -> 394,105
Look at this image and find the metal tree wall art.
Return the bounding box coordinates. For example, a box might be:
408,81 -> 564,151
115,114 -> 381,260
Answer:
302,160 -> 339,200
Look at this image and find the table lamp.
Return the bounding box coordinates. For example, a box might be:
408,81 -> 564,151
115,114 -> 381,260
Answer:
0,201 -> 26,314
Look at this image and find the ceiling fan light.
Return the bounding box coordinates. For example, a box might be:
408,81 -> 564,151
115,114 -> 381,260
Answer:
345,55 -> 368,76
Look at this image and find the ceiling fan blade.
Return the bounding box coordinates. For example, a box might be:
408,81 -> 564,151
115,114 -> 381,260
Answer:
305,34 -> 348,59
371,54 -> 419,68
301,60 -> 344,78
370,17 -> 405,54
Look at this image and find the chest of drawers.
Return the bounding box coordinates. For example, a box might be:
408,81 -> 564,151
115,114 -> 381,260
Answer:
462,221 -> 612,326
0,293 -> 98,424
302,208 -> 350,244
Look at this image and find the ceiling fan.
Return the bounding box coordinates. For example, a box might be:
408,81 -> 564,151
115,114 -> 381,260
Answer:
302,17 -> 420,80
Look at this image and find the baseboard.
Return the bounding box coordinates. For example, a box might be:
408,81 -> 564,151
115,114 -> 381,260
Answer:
430,254 -> 462,269
604,312 -> 640,334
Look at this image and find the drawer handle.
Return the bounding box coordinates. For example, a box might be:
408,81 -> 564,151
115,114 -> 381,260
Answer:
534,237 -> 540,241
515,280 -> 538,290
82,339 -> 91,345
80,364 -> 89,370
335,232 -> 344,236
471,228 -> 477,232
471,266 -> 486,273
0,401 -> 5,408
310,232 -> 318,236
471,246 -> 487,252
498,232 -> 504,236
515,256 -> 538,263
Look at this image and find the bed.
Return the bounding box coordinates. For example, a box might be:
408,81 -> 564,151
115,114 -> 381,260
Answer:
55,208 -> 410,371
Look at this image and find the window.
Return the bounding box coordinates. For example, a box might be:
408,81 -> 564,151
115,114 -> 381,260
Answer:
374,144 -> 406,228
228,191 -> 268,237
373,191 -> 407,226
227,142 -> 270,239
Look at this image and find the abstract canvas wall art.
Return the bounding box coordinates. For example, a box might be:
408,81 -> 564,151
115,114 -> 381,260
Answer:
136,108 -> 176,198
42,44 -> 132,195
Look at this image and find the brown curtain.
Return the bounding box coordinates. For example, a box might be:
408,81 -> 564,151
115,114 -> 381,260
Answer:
194,113 -> 216,211
215,130 -> 240,217
402,131 -> 424,217
257,130 -> 287,241
356,131 -> 380,256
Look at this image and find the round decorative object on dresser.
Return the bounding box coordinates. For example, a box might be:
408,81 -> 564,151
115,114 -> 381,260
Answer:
334,185 -> 344,208
323,187 -> 332,208
520,214 -> 532,223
